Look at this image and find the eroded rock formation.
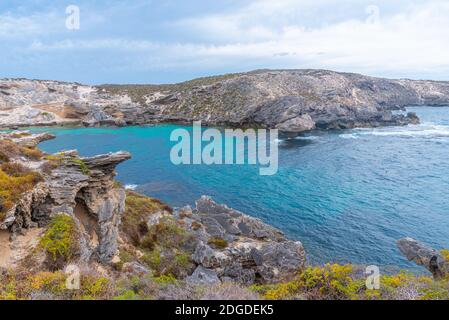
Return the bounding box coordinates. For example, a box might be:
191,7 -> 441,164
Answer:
177,196 -> 306,284
0,132 -> 131,264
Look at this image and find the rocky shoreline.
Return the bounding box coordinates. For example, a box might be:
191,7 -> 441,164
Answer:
1,109 -> 449,298
2,69 -> 449,133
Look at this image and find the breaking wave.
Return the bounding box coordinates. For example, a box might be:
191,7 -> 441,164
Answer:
339,124 -> 449,140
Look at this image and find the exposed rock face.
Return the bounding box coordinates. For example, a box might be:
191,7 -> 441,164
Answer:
2,70 -> 449,132
397,237 -> 449,279
176,196 -> 306,285
0,132 -> 131,263
0,79 -> 138,128
186,266 -> 221,286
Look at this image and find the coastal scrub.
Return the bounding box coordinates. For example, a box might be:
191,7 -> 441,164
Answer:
39,214 -> 80,269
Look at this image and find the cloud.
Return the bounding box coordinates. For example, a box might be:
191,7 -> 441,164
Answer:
0,13 -> 55,38
2,0 -> 449,82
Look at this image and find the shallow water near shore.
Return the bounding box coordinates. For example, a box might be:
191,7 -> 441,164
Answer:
32,107 -> 449,272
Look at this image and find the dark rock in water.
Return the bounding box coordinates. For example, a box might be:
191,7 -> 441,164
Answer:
406,112 -> 420,124
397,237 -> 449,279
178,196 -> 306,284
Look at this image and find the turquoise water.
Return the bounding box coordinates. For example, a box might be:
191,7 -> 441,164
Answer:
33,107 -> 449,271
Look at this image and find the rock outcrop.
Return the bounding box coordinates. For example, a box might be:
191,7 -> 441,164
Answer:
397,237 -> 449,279
176,196 -> 306,284
0,132 -> 131,263
2,69 -> 449,132
0,131 -> 55,147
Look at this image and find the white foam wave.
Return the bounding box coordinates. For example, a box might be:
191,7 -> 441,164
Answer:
295,136 -> 319,141
125,184 -> 138,190
276,136 -> 319,143
340,124 -> 449,139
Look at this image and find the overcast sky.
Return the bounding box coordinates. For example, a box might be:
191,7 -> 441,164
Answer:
1,0 -> 448,84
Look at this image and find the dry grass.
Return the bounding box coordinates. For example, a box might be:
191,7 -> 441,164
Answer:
0,166 -> 43,218
121,190 -> 172,245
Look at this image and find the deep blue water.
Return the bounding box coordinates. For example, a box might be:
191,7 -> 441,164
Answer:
31,107 -> 449,271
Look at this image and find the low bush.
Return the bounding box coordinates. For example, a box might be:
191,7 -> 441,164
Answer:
121,191 -> 172,245
69,158 -> 90,175
251,264 -> 449,300
208,237 -> 228,249
141,216 -> 191,250
0,269 -> 114,300
20,147 -> 43,160
0,166 -> 43,218
0,140 -> 20,162
39,214 -> 80,270
0,162 -> 32,177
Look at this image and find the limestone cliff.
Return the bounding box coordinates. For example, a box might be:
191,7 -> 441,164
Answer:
0,131 -> 131,265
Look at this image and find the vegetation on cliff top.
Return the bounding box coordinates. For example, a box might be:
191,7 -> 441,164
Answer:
0,140 -> 43,162
98,71 -> 249,106
121,190 -> 172,245
0,139 -> 46,219
39,214 -> 80,269
252,264 -> 449,300
0,162 -> 42,219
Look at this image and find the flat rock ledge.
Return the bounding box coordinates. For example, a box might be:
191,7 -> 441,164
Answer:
176,196 -> 306,285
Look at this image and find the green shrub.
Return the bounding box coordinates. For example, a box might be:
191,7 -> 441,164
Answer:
0,166 -> 43,218
39,214 -> 80,269
70,158 -> 90,175
24,271 -> 113,300
122,191 -> 172,245
113,289 -> 140,300
153,274 -> 177,287
20,147 -> 43,160
208,237 -> 228,249
441,249 -> 449,263
141,216 -> 191,250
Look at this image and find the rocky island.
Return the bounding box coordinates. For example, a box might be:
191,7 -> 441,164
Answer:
2,70 -> 449,132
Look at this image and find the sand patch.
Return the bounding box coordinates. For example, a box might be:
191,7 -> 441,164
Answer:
0,228 -> 44,269
75,201 -> 99,247
0,230 -> 12,268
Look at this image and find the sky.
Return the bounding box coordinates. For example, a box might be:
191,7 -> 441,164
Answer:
1,0 -> 449,84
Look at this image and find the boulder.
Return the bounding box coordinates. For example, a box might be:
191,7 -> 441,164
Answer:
179,196 -> 307,284
186,266 -> 221,286
195,196 -> 285,241
276,114 -> 316,133
122,261 -> 150,275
